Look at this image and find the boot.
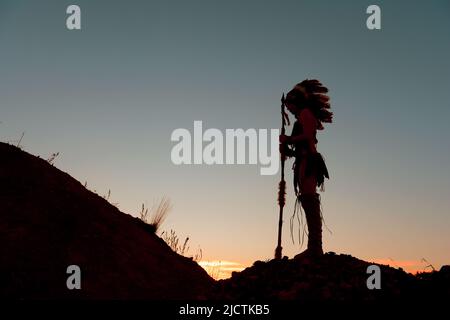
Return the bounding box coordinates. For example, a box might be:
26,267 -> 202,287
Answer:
294,193 -> 323,259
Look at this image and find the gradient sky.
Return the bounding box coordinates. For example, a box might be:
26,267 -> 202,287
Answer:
1,0 -> 449,277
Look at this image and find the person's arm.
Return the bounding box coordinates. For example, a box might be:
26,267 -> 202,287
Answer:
279,109 -> 316,144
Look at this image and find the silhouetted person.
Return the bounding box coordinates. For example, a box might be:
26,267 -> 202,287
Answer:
280,79 -> 333,258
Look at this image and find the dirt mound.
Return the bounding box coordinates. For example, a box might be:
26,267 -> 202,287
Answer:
210,253 -> 450,303
0,142 -> 213,299
2,142 -> 448,304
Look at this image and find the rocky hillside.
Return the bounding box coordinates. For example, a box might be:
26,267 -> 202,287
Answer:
1,141 -> 448,304
210,253 -> 450,303
0,142 -> 213,299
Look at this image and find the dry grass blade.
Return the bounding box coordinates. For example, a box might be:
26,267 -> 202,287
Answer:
139,197 -> 172,233
149,197 -> 172,233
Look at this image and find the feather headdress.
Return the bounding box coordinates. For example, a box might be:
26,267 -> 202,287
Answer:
285,79 -> 333,130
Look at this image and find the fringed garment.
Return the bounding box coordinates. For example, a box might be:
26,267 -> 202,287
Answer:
284,120 -> 330,195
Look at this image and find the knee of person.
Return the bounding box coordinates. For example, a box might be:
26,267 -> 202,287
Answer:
300,184 -> 316,195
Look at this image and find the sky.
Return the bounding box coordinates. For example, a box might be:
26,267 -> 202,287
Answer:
1,0 -> 450,278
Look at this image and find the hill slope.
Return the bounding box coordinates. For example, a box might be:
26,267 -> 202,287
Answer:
0,142 -> 213,299
1,142 -> 448,303
210,252 -> 450,302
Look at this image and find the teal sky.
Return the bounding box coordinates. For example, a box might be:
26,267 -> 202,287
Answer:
1,0 -> 450,274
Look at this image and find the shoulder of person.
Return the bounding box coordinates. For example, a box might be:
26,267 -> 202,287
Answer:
299,108 -> 316,121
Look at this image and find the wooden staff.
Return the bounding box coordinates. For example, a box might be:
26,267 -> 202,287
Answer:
275,93 -> 289,260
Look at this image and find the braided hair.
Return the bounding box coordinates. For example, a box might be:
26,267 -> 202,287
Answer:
285,79 -> 333,130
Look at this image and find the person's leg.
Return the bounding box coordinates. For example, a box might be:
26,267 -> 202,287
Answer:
298,158 -> 323,257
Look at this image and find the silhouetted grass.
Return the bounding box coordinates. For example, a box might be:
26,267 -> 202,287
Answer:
139,197 -> 172,233
47,152 -> 59,165
161,229 -> 202,262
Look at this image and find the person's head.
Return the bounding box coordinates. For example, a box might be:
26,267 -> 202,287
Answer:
285,88 -> 307,119
285,79 -> 333,129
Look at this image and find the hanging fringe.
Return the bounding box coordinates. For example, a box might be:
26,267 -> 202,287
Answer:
289,199 -> 297,244
290,196 -> 307,249
317,193 -> 332,235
